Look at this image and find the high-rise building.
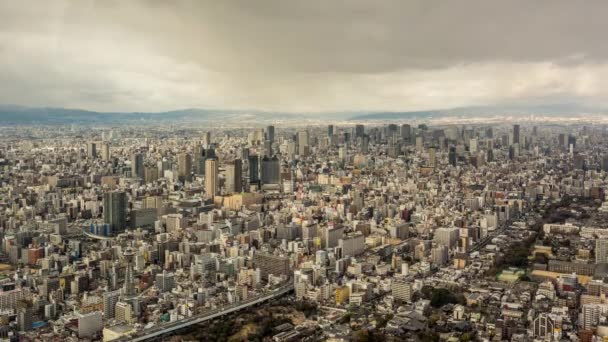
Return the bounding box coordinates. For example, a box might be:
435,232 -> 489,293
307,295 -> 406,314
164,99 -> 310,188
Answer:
205,158 -> 218,198
428,147 -> 436,168
103,289 -> 121,319
596,239 -> 608,264
225,159 -> 243,194
254,252 -> 290,281
391,279 -> 413,302
131,153 -> 144,179
248,155 -> 260,184
328,125 -> 334,137
266,125 -> 275,143
431,245 -> 449,265
103,191 -> 127,234
324,225 -> 344,249
355,124 -> 365,138
448,147 -> 457,166
434,227 -> 460,250
101,142 -> 110,161
202,132 -> 211,147
155,270 -> 175,293
115,301 -> 133,324
17,300 -> 33,332
401,124 -> 411,143
338,234 -> 365,257
582,304 -> 600,330
513,124 -> 520,145
416,136 -> 424,151
261,156 -> 280,185
297,130 -> 309,156
177,153 -> 192,183
87,142 -> 97,158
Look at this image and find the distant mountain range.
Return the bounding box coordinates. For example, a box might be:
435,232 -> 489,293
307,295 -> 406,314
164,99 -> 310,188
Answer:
0,103 -> 605,125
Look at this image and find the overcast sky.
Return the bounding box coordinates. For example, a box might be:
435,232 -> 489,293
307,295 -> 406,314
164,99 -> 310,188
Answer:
1,0 -> 608,112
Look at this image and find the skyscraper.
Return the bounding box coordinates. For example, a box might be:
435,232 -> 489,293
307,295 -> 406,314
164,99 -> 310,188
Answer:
177,153 -> 192,182
261,156 -> 280,185
513,124 -> 520,145
448,147 -> 457,166
101,142 -> 110,161
297,130 -> 309,157
266,125 -> 275,143
205,158 -> 218,198
355,124 -> 365,138
87,142 -> 97,158
328,124 -> 334,137
225,159 -> 243,194
248,155 -> 260,185
103,191 -> 127,234
401,124 -> 411,143
131,153 -> 144,179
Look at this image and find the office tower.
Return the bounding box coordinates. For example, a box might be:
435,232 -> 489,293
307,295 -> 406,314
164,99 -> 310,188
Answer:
131,153 -> 144,179
144,165 -> 159,183
324,225 -> 344,249
401,124 -> 411,142
261,156 -> 280,184
596,239 -> 608,264
387,124 -> 398,139
355,124 -> 365,138
248,155 -> 260,184
297,130 -> 309,156
155,270 -> 175,293
17,300 -> 33,332
328,125 -> 334,137
77,311 -> 103,338
416,136 -> 424,151
264,140 -> 273,157
532,126 -> 538,136
434,227 -> 460,249
225,159 -> 243,194
485,127 -> 493,139
391,279 -> 413,302
202,132 -> 211,147
123,248 -> 136,297
103,191 -> 127,234
254,252 -> 290,281
338,234 -> 365,257
428,147 -> 436,167
87,142 -> 97,158
532,314 -> 554,338
101,142 -> 110,161
448,147 -> 457,166
266,125 -> 275,143
193,145 -> 204,175
103,289 -> 121,319
177,153 -> 192,182
513,124 -> 520,144
205,158 -> 218,198
360,135 -> 370,154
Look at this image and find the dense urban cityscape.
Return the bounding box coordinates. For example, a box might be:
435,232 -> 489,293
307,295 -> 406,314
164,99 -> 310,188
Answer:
0,121 -> 608,341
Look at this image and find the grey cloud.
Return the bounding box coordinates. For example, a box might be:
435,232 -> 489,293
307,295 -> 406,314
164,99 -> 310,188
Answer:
1,0 -> 608,112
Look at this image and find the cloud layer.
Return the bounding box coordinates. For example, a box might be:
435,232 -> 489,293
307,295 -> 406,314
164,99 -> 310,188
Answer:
1,0 -> 608,112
